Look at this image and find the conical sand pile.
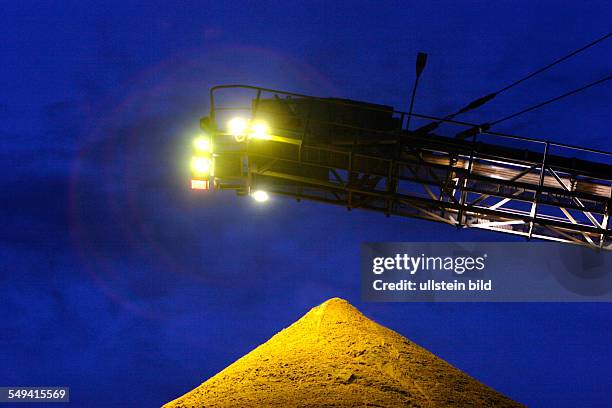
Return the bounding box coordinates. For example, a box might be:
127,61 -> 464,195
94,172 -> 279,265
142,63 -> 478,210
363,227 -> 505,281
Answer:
165,298 -> 522,407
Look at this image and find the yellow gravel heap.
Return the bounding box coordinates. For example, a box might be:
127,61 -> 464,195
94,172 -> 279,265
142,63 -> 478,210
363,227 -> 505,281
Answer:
164,298 -> 522,407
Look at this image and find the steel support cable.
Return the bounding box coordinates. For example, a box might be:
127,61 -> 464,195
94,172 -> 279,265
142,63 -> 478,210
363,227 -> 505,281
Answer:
416,32 -> 611,133
494,32 -> 611,95
454,75 -> 611,138
489,75 -> 611,126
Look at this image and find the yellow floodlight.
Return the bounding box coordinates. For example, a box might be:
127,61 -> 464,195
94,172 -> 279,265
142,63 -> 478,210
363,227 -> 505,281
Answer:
191,156 -> 211,176
251,190 -> 269,203
193,136 -> 212,152
228,117 -> 248,141
250,120 -> 271,140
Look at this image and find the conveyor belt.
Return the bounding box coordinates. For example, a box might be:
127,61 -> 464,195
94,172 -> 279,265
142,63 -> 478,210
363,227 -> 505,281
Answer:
203,85 -> 611,249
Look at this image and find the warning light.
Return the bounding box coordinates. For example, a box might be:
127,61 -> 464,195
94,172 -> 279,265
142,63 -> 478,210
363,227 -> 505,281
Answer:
191,179 -> 210,190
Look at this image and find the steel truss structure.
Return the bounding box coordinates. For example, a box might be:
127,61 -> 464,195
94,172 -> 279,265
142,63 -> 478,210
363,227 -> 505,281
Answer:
201,85 -> 611,250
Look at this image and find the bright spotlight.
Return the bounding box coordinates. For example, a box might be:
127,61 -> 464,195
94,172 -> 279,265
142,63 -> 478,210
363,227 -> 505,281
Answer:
251,190 -> 269,203
191,156 -> 211,175
193,136 -> 212,152
250,120 -> 270,140
228,117 -> 248,140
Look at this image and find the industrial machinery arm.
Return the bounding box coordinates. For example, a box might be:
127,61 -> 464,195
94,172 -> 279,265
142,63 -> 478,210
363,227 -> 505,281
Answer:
190,85 -> 611,250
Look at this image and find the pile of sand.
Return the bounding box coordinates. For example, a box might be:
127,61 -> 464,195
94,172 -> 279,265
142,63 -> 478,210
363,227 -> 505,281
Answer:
165,298 -> 521,407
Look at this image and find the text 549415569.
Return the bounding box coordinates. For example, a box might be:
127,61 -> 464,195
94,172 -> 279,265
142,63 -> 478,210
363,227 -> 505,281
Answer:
0,387 -> 69,403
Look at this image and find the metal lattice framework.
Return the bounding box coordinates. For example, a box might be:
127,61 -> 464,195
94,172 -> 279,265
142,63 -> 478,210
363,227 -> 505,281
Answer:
199,85 -> 611,250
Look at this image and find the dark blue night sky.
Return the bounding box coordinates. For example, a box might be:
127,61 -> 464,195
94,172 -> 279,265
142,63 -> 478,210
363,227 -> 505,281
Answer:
1,1 -> 611,407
